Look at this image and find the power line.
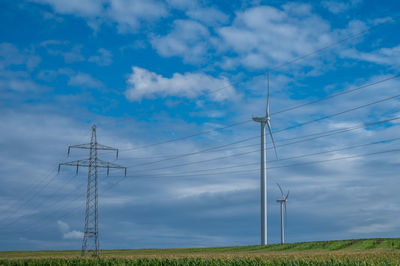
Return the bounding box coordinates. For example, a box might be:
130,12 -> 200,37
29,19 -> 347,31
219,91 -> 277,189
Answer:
198,15 -> 400,96
0,128 -> 93,224
0,167 -> 59,223
0,173 -> 83,229
117,113 -> 400,165
107,147 -> 400,180
271,74 -> 400,116
116,74 -> 399,153
7,169 -> 128,235
122,112 -> 400,174
122,92 -> 400,171
270,16 -> 399,71
6,115 -> 400,233
274,92 -> 400,134
11,139 -> 400,235
136,136 -> 400,176
120,119 -> 252,151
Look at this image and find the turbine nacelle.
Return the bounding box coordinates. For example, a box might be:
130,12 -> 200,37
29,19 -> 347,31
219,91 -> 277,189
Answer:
252,116 -> 269,123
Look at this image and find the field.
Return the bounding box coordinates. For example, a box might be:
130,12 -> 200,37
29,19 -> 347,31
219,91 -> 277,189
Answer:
1,238 -> 400,265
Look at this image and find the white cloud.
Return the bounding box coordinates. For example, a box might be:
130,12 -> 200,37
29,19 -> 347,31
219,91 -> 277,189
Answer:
349,222 -> 396,234
321,0 -> 362,14
57,220 -> 83,239
0,43 -> 40,70
217,4 -> 333,69
341,45 -> 400,67
57,220 -> 69,232
88,48 -> 113,66
151,20 -> 211,63
0,78 -> 46,92
125,66 -> 236,101
186,7 -> 229,26
166,0 -> 197,10
107,0 -> 168,33
68,72 -> 103,88
173,182 -> 257,198
46,44 -> 85,64
63,230 -> 84,239
32,0 -> 168,33
32,0 -> 103,17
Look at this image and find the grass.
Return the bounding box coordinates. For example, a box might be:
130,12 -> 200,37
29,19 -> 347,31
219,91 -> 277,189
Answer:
0,238 -> 400,265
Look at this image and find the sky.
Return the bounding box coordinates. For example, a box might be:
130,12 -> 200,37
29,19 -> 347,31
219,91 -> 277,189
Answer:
0,0 -> 400,251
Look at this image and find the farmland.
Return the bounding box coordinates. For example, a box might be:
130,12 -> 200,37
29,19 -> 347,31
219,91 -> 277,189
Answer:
1,238 -> 400,265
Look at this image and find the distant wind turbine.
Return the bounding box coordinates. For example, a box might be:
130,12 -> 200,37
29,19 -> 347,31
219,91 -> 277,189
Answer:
276,183 -> 289,245
252,71 -> 278,245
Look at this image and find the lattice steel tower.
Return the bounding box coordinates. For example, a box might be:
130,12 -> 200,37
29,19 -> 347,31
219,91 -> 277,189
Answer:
58,125 -> 127,257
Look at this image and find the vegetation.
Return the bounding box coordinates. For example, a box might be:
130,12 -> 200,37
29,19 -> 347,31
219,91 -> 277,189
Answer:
1,238 -> 399,265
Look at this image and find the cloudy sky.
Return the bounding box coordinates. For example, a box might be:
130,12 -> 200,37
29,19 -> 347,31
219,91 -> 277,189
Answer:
1,0 -> 400,251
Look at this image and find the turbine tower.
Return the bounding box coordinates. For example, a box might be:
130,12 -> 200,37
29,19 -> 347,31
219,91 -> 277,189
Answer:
276,183 -> 289,245
252,71 -> 278,245
58,125 -> 127,257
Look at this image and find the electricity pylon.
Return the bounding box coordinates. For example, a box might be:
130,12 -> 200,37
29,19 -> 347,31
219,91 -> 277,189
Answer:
58,125 -> 126,257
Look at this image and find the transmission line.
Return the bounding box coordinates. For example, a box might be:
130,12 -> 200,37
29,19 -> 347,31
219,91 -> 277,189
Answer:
134,136 -> 400,177
199,15 -> 400,96
106,147 -> 400,181
123,92 -> 400,171
11,140 -> 400,236
115,74 -> 399,153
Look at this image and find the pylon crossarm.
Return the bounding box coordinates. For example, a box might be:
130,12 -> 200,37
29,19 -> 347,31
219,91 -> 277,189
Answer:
95,159 -> 125,169
60,159 -> 124,168
59,159 -> 126,176
68,143 -> 119,158
68,143 -> 91,155
59,159 -> 90,167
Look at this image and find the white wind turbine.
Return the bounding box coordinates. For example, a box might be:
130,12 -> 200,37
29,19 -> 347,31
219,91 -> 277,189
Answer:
276,183 -> 289,245
252,71 -> 278,245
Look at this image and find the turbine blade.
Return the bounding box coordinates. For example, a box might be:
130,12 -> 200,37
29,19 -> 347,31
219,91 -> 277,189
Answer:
277,183 -> 284,197
266,71 -> 270,116
285,190 -> 290,200
267,121 -> 278,159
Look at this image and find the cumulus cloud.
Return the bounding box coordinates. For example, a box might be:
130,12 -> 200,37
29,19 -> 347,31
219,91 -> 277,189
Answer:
151,20 -> 211,63
107,0 -> 168,33
88,48 -> 113,66
125,66 -> 236,101
217,4 -> 332,69
57,220 -> 83,239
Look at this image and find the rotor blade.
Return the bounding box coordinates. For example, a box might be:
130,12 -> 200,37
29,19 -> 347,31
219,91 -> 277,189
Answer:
276,183 -> 284,197
285,190 -> 290,200
267,121 -> 278,159
266,71 -> 270,116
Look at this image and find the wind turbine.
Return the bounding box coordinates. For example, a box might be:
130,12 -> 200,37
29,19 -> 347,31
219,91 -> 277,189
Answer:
276,183 -> 289,245
252,71 -> 278,245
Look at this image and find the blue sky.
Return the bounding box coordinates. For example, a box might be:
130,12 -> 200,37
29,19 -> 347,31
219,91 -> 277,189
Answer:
1,0 -> 400,251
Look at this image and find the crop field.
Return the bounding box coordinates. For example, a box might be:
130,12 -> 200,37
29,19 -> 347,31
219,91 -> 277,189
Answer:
1,238 -> 400,265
